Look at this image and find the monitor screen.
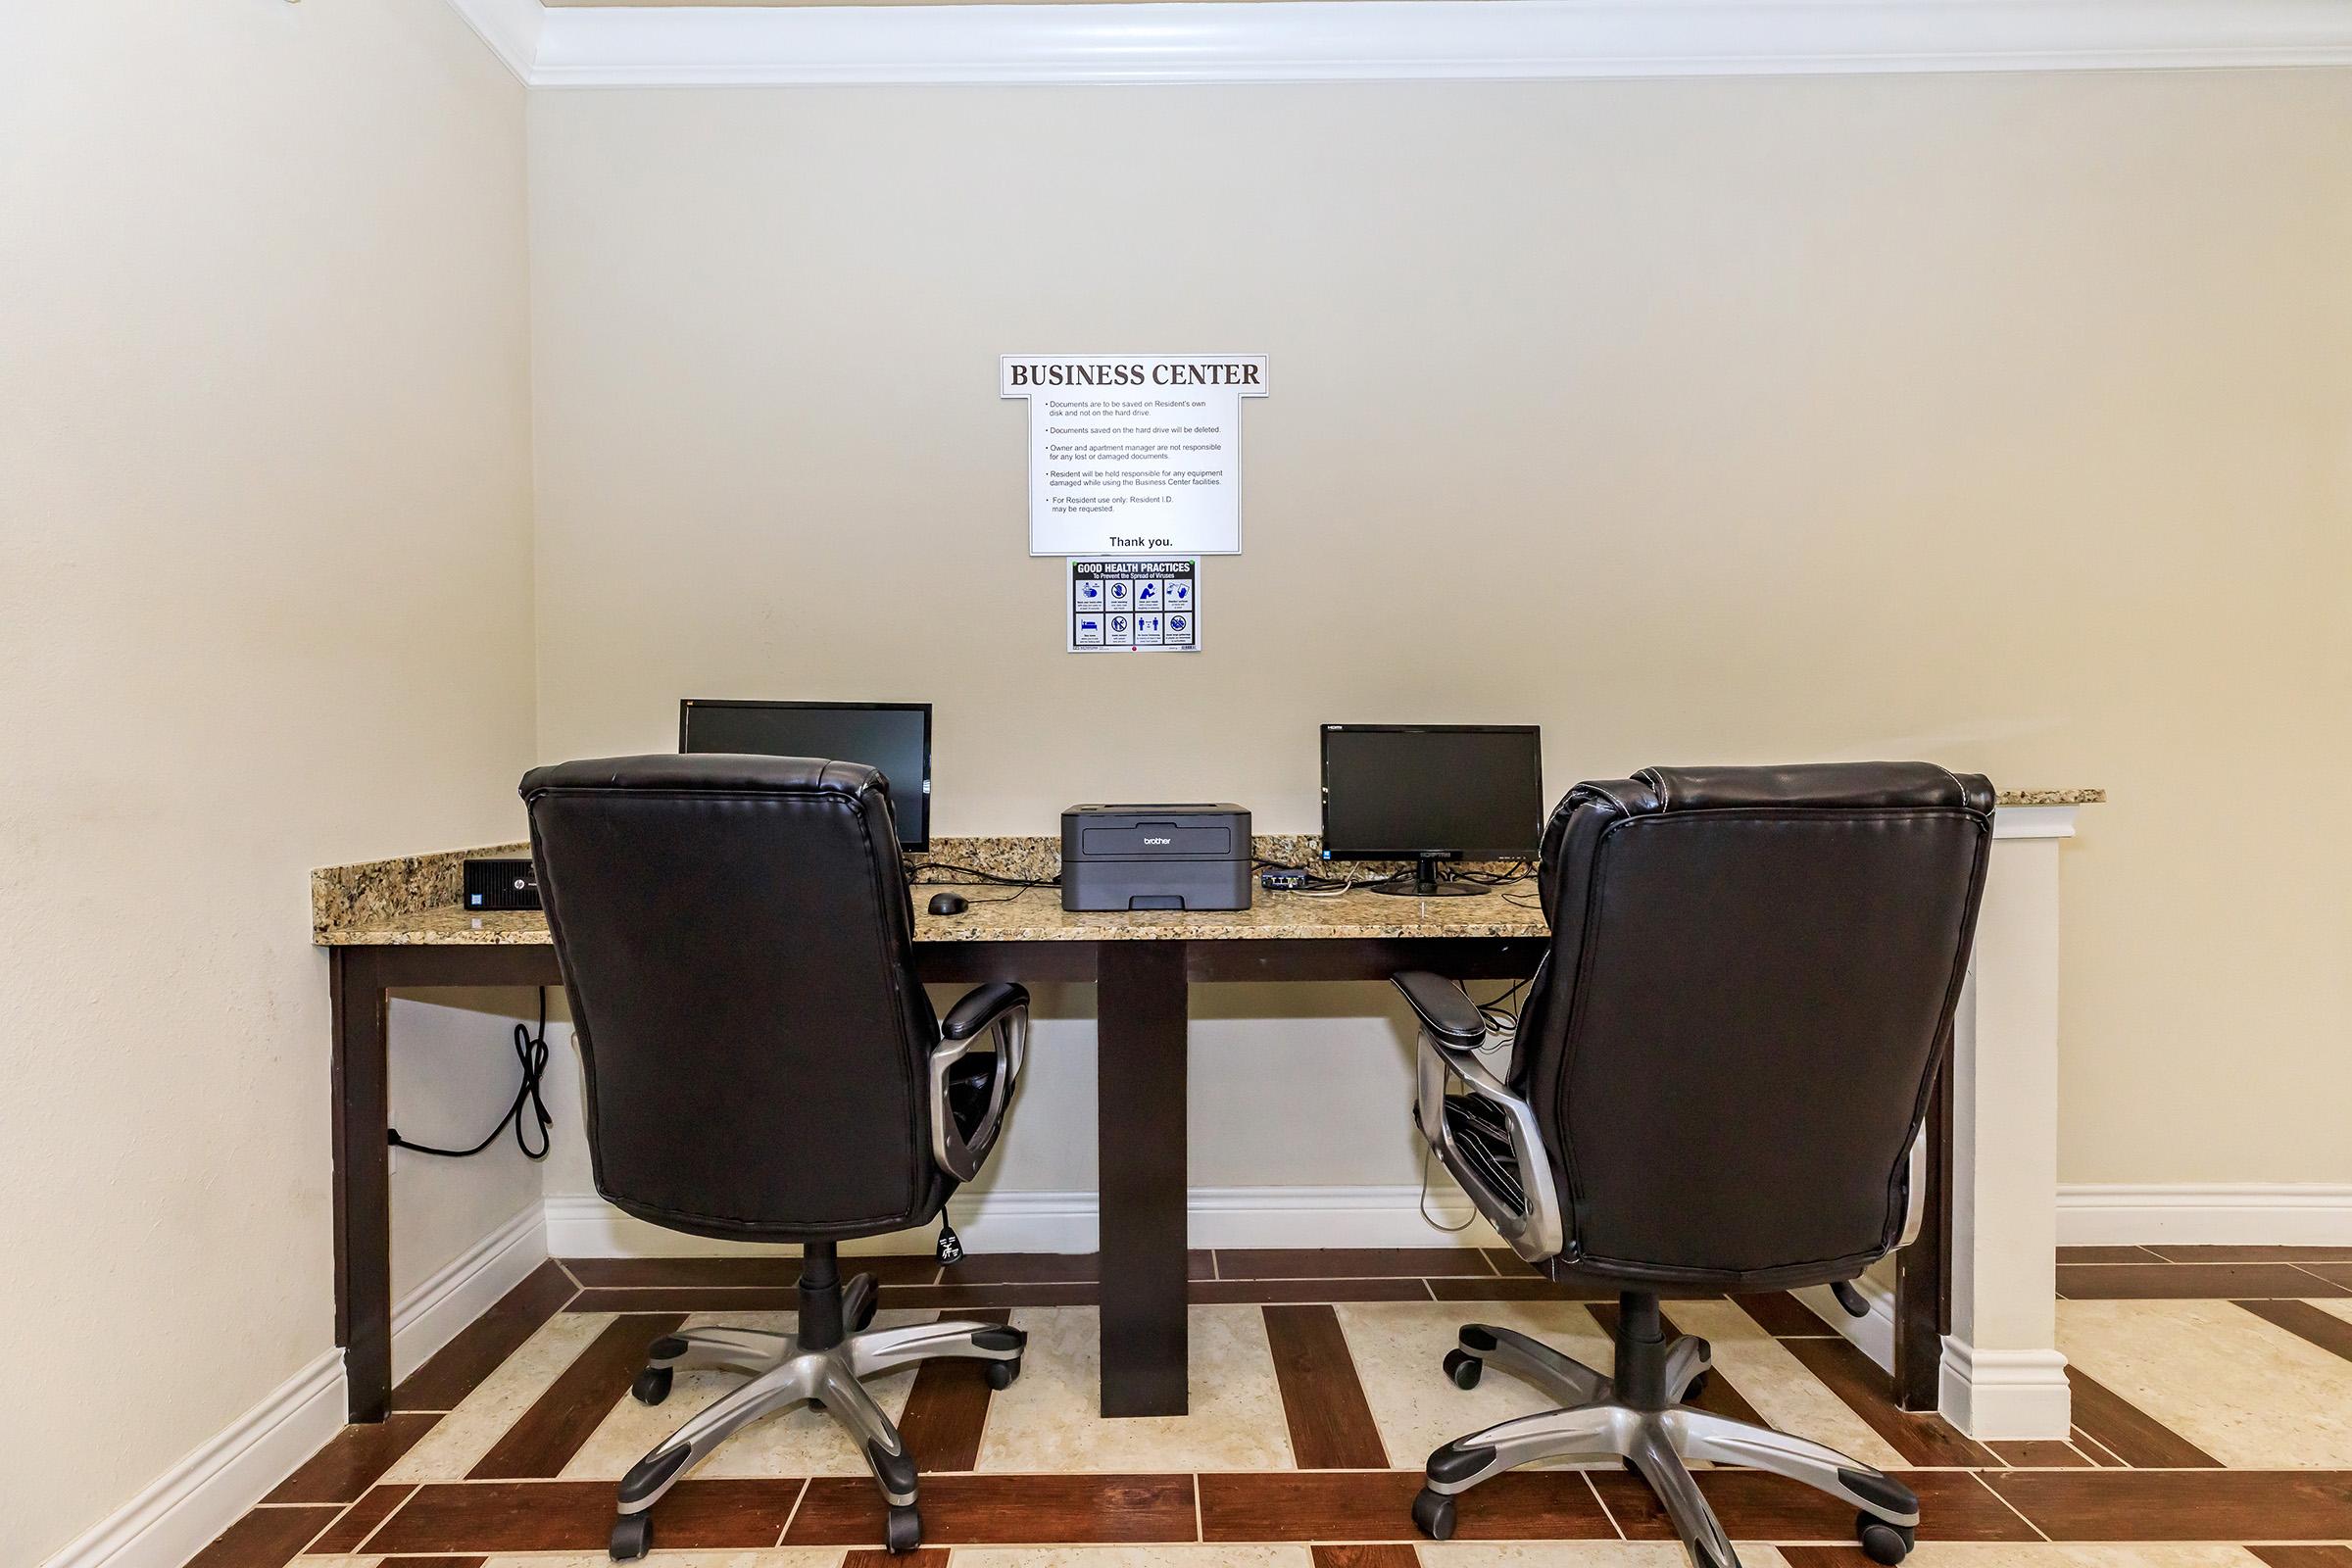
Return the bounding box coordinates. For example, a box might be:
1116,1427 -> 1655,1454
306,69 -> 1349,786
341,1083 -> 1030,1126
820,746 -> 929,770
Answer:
1320,724 -> 1543,861
679,700 -> 932,851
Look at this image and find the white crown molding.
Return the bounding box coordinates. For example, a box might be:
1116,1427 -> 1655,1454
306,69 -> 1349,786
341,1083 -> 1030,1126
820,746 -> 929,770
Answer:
38,1204 -> 546,1568
442,0 -> 2352,88
2057,1182 -> 2352,1246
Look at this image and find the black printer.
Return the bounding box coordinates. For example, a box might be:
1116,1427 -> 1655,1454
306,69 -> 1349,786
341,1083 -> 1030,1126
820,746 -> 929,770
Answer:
1060,804 -> 1252,911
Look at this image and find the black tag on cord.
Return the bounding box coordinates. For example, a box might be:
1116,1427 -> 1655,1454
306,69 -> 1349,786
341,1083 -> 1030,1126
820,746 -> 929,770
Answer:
935,1219 -> 964,1265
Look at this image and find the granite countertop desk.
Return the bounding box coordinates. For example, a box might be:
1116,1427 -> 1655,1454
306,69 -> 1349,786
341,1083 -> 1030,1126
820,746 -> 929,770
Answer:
311,789 -> 2101,1433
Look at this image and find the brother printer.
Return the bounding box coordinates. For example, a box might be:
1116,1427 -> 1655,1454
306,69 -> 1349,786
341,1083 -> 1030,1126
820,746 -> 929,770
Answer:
1060,804 -> 1252,911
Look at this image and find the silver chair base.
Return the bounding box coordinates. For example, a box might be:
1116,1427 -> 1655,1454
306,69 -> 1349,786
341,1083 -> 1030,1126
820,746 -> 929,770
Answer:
612,1298 -> 1024,1559
1416,1324 -> 1920,1568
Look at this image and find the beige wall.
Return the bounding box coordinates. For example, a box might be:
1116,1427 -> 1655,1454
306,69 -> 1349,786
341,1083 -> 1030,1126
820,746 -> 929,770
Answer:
529,70 -> 2352,1191
1,1 -> 536,1559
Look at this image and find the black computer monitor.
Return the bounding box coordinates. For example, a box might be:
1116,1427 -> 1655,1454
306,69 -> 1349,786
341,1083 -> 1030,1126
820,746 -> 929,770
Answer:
679,699 -> 932,851
1320,723 -> 1543,897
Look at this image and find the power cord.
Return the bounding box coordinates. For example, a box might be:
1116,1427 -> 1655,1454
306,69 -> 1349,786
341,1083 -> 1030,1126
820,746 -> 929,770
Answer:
388,988 -> 554,1161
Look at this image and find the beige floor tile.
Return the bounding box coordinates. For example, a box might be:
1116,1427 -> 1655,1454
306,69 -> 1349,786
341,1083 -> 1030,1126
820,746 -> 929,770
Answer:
385,1311 -> 612,1482
1903,1548 -> 2268,1568
1334,1298 -> 1617,1471
2314,1297 -> 2352,1326
950,1550 -> 1312,1568
1666,1299 -> 1907,1472
1423,1546 -> 1753,1567
2057,1298 -> 2352,1467
975,1305 -> 1293,1472
562,1309 -> 933,1480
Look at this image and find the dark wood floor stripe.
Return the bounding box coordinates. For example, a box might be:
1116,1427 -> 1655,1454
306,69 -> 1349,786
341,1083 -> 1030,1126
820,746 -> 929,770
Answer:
1586,1301 -> 1769,1428
845,1549 -> 952,1567
2063,1366 -> 2222,1468
1429,1276 -> 1617,1301
1782,1336 -> 1998,1467
1986,1470 -> 2352,1539
564,1254 -> 941,1288
1593,1469 -> 2034,1541
2154,1246 -> 2352,1264
1219,1247 -> 1497,1280
2058,1262 -> 2350,1299
393,1259 -> 576,1411
567,1281 -> 1102,1313
2071,1426 -> 2129,1467
1987,1439 -> 2095,1468
893,1308 -> 1010,1473
2248,1547 -> 2352,1568
1200,1278 -> 1435,1305
470,1310 -> 685,1480
940,1249 -> 1217,1283
786,1473 -> 1199,1544
181,1503 -> 339,1568
1263,1303 -> 1390,1469
1313,1545 -> 1424,1567
263,1410 -> 438,1502
1200,1469 -> 1614,1541
368,1478 -> 801,1553
2239,1298 -> 2352,1363
2056,1246 -> 2166,1265
305,1481 -> 414,1555
1731,1291 -> 1839,1338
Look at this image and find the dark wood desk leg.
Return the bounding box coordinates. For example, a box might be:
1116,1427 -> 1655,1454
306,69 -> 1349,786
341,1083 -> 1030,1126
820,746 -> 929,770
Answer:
331,947 -> 393,1422
1893,1067 -> 1953,1411
1096,941 -> 1189,1418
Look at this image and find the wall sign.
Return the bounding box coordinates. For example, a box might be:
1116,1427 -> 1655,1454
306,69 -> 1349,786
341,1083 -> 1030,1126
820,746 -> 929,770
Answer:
1003,355 -> 1267,557
1069,558 -> 1199,653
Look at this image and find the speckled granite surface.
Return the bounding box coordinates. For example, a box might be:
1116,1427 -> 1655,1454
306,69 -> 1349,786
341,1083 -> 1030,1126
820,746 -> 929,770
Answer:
314,790 -> 2098,947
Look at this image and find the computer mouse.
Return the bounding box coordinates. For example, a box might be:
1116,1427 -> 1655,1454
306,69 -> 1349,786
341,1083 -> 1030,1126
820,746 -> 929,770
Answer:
927,892 -> 969,916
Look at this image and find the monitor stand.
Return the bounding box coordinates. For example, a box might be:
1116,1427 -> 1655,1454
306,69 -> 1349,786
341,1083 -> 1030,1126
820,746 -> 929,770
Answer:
1368,854 -> 1484,897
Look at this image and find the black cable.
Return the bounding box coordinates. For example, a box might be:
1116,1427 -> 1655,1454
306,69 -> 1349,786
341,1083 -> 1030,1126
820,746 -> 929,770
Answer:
388,989 -> 554,1161
909,860 -> 1061,889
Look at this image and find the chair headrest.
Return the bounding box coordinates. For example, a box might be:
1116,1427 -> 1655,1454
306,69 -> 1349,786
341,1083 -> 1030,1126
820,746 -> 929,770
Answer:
1632,761 -> 1993,815
520,753 -> 887,804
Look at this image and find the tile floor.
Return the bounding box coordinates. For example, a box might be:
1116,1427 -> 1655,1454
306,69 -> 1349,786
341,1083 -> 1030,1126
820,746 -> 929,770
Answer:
187,1246 -> 2352,1568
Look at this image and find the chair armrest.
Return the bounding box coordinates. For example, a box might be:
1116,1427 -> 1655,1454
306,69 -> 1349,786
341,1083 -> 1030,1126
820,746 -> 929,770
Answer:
929,985 -> 1029,1183
943,981 -> 1028,1040
1410,1029 -> 1565,1265
1394,971 -> 1487,1050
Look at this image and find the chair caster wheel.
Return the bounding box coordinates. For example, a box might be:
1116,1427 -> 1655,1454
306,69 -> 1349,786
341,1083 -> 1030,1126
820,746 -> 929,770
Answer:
1444,1349 -> 1484,1390
1858,1514 -> 1916,1564
885,1503 -> 924,1554
609,1512 -> 653,1560
631,1366 -> 672,1406
1411,1487 -> 1457,1542
1682,1370 -> 1711,1403
986,1355 -> 1022,1390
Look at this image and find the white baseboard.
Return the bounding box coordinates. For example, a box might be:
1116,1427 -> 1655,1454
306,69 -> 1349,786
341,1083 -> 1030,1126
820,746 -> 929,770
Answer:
1939,1340 -> 2073,1441
1793,1277 -> 1895,1370
39,1203 -> 547,1568
545,1185 -> 1496,1257
2056,1183 -> 2352,1246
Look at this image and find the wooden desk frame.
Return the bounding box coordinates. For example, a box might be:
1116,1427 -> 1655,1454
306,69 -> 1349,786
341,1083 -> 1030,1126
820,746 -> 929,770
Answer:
329,935 -> 1948,1423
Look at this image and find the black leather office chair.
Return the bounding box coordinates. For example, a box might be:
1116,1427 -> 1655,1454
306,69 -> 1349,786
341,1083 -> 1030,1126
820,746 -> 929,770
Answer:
521,755 -> 1029,1561
1396,762 -> 1993,1568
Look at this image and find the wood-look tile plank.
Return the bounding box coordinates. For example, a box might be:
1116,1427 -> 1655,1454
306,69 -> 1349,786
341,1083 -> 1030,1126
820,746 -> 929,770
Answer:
182,1504 -> 338,1568
1263,1303 -> 1390,1470
2303,1262 -> 2352,1289
1199,1469 -> 1613,1541
1732,1292 -> 1838,1338
1593,1469 -> 2032,1541
2151,1246 -> 2352,1264
367,1478 -> 801,1553
941,1250 -> 1216,1283
1986,1469 -> 2352,1539
2057,1246 -> 2166,1264
562,1254 -> 940,1287
844,1550 -> 952,1567
305,1482 -> 414,1554
1219,1248 -> 1498,1280
1987,1439 -> 2095,1468
263,1411 -> 438,1502
2237,1298 -> 2352,1364
2248,1547 -> 2352,1568
566,1281 -> 1101,1313
1314,1546 -> 1424,1568
393,1260 -> 575,1411
2064,1366 -> 2222,1468
1782,1337 -> 1998,1467
470,1311 -> 684,1479
893,1308 -> 1008,1473
1586,1301 -> 1768,1428
2070,1427 -> 2129,1467
1427,1276 -> 1616,1301
2057,1263 -> 2349,1299
786,1473 -> 1197,1544
1195,1278 -> 1433,1304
